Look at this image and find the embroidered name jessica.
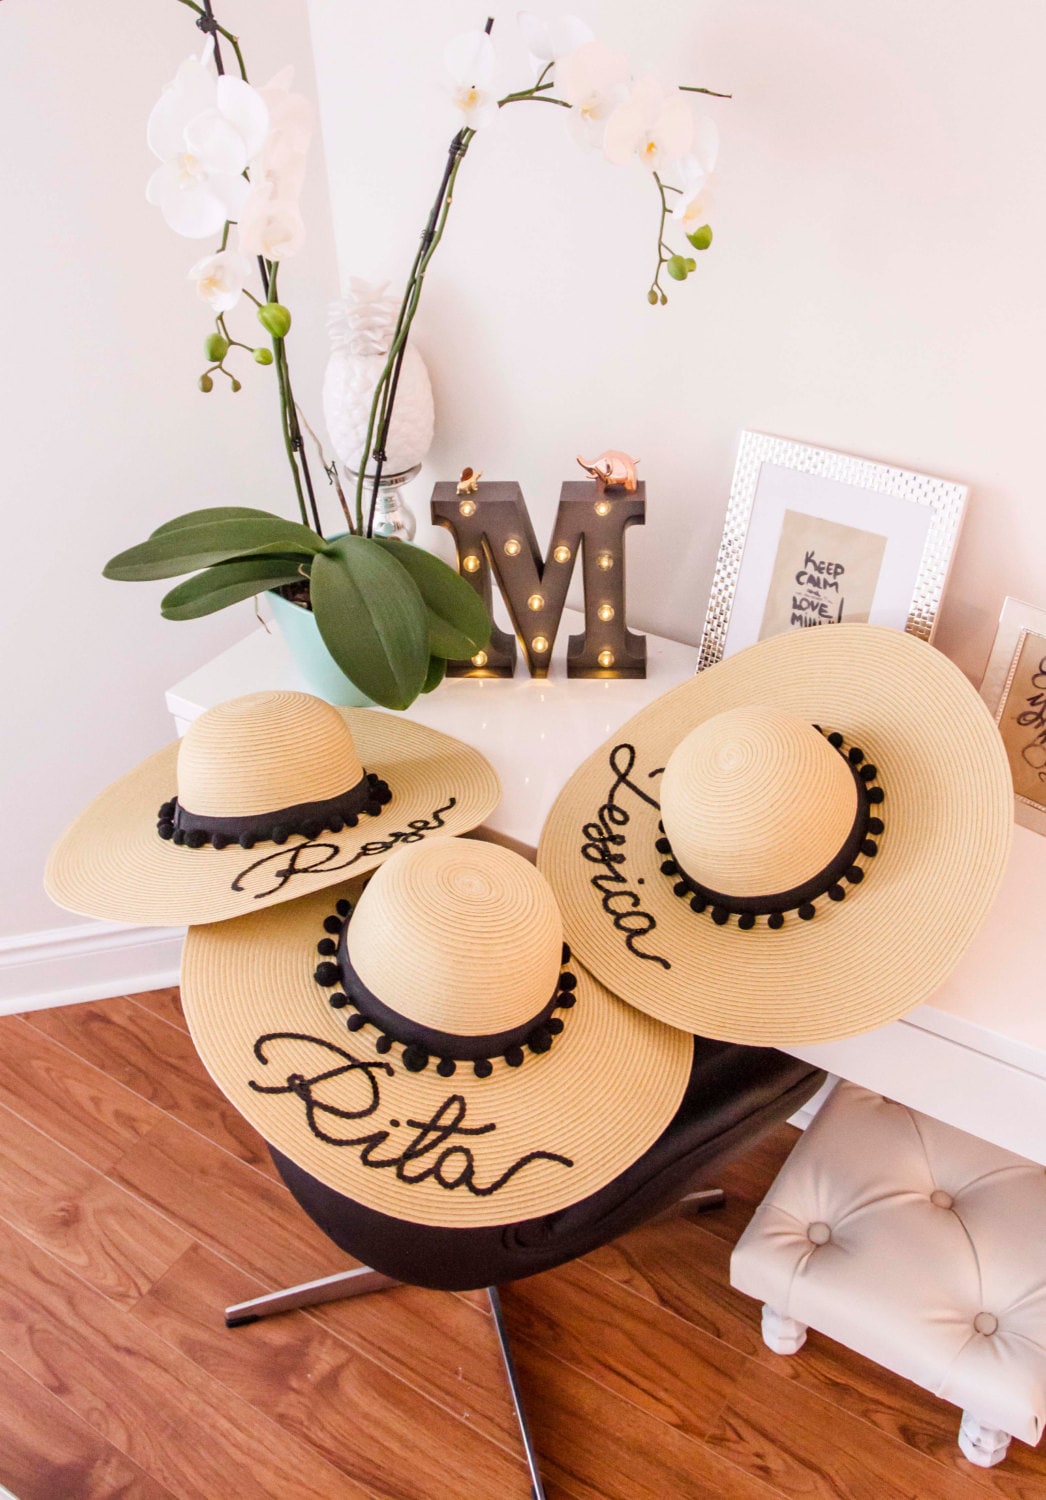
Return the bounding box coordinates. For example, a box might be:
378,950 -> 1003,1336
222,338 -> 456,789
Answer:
231,800 -> 458,898
580,743 -> 670,969
249,1033 -> 574,1196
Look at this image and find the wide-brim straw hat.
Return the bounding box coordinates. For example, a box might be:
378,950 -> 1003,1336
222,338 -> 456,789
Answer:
46,690 -> 500,927
538,625 -> 1012,1046
181,837 -> 693,1229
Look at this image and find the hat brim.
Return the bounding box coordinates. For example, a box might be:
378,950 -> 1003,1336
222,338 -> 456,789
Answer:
46,711 -> 501,927
180,879 -> 694,1229
538,625 -> 1012,1045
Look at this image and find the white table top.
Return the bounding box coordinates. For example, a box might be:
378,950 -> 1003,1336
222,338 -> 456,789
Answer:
168,616 -> 1046,1166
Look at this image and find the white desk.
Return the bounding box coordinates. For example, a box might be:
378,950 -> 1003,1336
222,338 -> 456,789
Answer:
168,615 -> 1046,1167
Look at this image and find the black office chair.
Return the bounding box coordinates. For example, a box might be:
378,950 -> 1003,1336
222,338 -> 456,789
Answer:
222,1035 -> 823,1499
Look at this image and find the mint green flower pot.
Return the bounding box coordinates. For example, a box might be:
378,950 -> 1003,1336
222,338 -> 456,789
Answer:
267,589 -> 374,708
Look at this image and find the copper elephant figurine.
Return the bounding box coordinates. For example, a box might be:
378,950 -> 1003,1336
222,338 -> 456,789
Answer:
576,450 -> 640,493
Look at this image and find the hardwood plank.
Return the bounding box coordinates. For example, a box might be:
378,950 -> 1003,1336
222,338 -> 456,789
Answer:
0,1348 -> 175,1500
507,1332 -> 782,1500
0,1100 -> 191,1309
0,1015 -> 161,1173
109,1115 -> 355,1289
24,995 -> 276,1174
502,1258 -> 743,1441
127,986 -> 188,1033
704,1357 -> 993,1500
697,1124 -> 802,1245
0,1216 -> 375,1500
133,1242 -> 529,1500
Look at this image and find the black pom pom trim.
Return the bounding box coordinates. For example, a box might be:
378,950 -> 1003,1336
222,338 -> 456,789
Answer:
328,992 -> 350,1009
346,1014 -> 366,1032
323,915 -> 343,934
328,818 -> 344,834
316,938 -> 337,957
860,763 -> 878,782
660,860 -> 678,877
301,821 -> 322,841
673,880 -> 689,897
861,839 -> 878,858
437,1058 -> 456,1078
211,833 -> 229,850
374,1035 -> 392,1054
402,1044 -> 429,1073
270,825 -> 288,845
344,813 -> 359,828
504,1046 -> 524,1068
798,903 -> 816,921
768,912 -> 785,930
186,829 -> 207,849
867,786 -> 884,804
828,884 -> 846,902
547,1016 -> 564,1035
336,899 -> 352,917
690,895 -> 707,914
527,1027 -> 553,1054
314,962 -> 340,987
172,829 -> 186,846
828,732 -> 844,749
738,912 -> 756,930
712,906 -> 730,926
561,942 -> 571,964
158,801 -> 176,820
239,832 -> 255,849
473,1059 -> 493,1079
867,817 -> 884,836
655,837 -> 672,854
846,866 -> 865,884
556,990 -> 576,1008
557,972 -> 577,992
848,746 -> 865,765
157,822 -> 174,840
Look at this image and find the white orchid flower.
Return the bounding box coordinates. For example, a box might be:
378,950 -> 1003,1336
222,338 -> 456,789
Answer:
517,12 -> 593,76
146,48 -> 270,238
603,75 -> 694,174
669,117 -> 719,230
238,67 -> 314,260
188,248 -> 254,312
444,30 -> 500,130
556,40 -> 630,149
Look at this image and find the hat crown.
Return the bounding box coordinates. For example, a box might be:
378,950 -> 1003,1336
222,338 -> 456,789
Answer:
176,691 -> 364,817
660,706 -> 857,897
348,839 -> 563,1036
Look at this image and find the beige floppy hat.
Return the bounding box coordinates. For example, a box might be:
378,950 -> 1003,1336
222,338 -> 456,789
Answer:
180,837 -> 693,1229
538,624 -> 1012,1046
46,691 -> 501,927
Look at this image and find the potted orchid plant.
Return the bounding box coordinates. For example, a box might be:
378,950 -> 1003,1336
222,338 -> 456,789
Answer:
103,2 -> 726,711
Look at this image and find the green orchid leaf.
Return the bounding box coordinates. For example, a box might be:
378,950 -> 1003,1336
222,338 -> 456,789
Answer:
422,655 -> 447,694
309,535 -> 429,711
160,559 -> 306,620
103,517 -> 325,581
371,537 -> 492,659
150,506 -> 278,538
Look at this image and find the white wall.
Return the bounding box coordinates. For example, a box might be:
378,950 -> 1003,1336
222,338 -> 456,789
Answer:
1,0 -> 339,942
306,0 -> 1046,677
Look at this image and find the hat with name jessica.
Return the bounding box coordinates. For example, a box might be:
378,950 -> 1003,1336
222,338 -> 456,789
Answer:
538,624 -> 1012,1046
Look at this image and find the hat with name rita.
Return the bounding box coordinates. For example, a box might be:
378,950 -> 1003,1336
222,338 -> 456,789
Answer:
46,690 -> 501,926
179,836 -> 693,1228
538,624 -> 1012,1046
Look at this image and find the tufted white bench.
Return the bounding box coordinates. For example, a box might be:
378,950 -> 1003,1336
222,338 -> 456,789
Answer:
730,1081 -> 1046,1467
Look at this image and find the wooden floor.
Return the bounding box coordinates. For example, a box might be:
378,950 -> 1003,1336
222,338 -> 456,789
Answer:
0,994 -> 1043,1500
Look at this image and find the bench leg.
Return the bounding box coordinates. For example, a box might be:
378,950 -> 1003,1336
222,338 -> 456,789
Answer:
958,1412 -> 1011,1468
761,1304 -> 808,1355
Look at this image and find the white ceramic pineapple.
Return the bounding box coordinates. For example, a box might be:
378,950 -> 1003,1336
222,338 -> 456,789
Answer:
323,278 -> 435,476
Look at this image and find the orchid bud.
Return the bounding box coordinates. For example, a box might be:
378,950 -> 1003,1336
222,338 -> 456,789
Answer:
204,332 -> 229,362
253,347 -> 274,365
231,378 -> 242,393
667,255 -> 689,281
198,373 -> 214,393
685,257 -> 697,272
647,289 -> 659,305
687,224 -> 713,251
258,302 -> 292,338
659,291 -> 668,305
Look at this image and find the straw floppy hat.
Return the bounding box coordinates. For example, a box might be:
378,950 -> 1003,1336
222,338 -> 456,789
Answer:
180,837 -> 693,1229
538,624 -> 1012,1046
46,690 -> 500,927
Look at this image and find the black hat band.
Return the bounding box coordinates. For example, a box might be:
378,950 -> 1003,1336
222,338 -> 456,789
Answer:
156,771 -> 392,849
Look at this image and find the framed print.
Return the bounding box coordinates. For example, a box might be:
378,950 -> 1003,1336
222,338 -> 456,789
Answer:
979,596 -> 1046,835
698,431 -> 967,669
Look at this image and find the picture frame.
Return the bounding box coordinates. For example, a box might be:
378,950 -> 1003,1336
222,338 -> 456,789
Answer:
697,431 -> 968,670
979,596 -> 1046,835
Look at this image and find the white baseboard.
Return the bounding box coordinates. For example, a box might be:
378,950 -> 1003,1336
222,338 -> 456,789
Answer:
0,920 -> 184,1015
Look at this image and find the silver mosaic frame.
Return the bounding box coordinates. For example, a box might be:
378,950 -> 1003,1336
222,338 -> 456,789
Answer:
697,431 -> 968,672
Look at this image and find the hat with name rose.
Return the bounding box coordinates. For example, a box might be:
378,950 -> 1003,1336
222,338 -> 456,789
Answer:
179,836 -> 693,1228
538,624 -> 1012,1046
46,690 -> 500,926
